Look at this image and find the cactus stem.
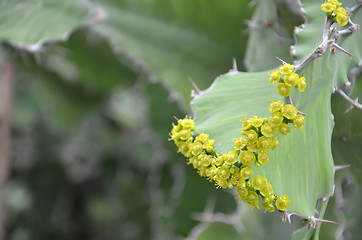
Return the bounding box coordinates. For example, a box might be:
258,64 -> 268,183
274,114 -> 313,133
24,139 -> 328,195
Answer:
314,209 -> 320,217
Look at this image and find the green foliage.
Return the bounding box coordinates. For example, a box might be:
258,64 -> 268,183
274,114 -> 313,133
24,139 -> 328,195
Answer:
1,0 -> 361,240
244,0 -> 304,71
0,0 -> 89,47
90,0 -> 253,109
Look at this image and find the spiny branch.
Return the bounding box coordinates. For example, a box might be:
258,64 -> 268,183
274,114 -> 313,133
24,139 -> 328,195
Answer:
334,88 -> 362,112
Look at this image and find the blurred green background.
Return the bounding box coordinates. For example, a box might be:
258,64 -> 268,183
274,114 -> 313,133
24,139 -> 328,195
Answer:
0,0 -> 361,239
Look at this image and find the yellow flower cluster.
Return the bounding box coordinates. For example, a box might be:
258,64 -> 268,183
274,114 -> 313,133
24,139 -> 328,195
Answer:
269,100 -> 306,131
321,0 -> 349,26
170,115 -> 291,212
269,64 -> 306,97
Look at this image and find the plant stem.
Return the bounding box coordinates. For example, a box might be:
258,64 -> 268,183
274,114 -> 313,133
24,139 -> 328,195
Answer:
0,60 -> 14,240
335,88 -> 362,112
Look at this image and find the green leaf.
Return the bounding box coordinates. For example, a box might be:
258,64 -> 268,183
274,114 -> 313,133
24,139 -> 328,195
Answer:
0,0 -> 90,48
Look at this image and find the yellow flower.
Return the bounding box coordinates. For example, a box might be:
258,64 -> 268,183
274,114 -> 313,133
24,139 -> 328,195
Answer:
293,114 -> 306,129
240,150 -> 256,166
279,63 -> 294,75
261,123 -> 276,137
269,112 -> 284,126
275,195 -> 290,211
240,166 -> 254,179
277,83 -> 291,97
224,151 -> 239,165
297,77 -> 307,92
251,175 -> 267,190
277,123 -> 291,135
234,137 -> 247,151
281,104 -> 298,120
257,136 -> 273,150
236,185 -> 248,200
243,129 -> 259,143
246,190 -> 260,209
257,149 -> 269,165
269,70 -> 281,84
269,100 -> 284,113
335,11 -> 349,26
284,73 -> 299,87
262,202 -> 275,212
321,2 -> 336,14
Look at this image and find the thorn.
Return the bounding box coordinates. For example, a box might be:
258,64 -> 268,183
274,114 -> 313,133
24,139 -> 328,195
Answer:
173,116 -> 179,121
275,56 -> 287,64
334,165 -> 351,172
248,0 -> 259,7
321,185 -> 335,201
314,209 -> 320,217
344,81 -> 352,88
330,41 -> 354,57
188,76 -> 201,97
282,212 -> 306,224
281,214 -> 288,223
308,216 -> 338,229
232,57 -> 238,72
345,97 -> 359,113
297,110 -> 309,116
328,27 -> 336,40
